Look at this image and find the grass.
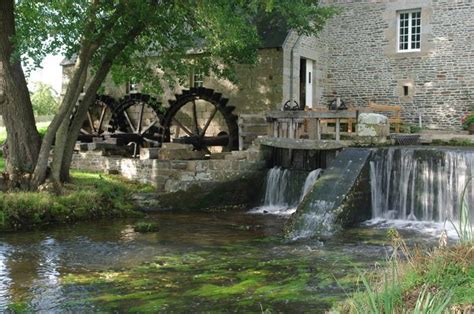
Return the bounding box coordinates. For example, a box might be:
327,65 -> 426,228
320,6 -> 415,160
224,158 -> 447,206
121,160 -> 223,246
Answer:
0,171 -> 153,231
337,232 -> 473,313
0,120 -> 155,231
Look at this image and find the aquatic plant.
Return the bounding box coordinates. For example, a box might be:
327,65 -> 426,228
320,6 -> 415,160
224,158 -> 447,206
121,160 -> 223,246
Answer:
133,222 -> 159,232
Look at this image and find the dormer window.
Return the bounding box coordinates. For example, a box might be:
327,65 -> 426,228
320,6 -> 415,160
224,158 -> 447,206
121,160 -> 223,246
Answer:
398,9 -> 421,52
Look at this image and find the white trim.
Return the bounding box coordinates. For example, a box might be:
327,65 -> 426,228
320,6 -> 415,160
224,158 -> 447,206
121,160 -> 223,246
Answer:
305,59 -> 313,109
397,9 -> 422,53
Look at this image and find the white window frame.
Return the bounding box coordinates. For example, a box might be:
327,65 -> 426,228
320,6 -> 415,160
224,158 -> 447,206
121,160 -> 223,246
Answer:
192,71 -> 205,88
397,9 -> 422,53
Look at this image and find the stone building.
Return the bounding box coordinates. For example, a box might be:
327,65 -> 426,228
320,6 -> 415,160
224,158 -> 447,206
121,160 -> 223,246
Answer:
62,0 -> 473,130
313,0 -> 473,129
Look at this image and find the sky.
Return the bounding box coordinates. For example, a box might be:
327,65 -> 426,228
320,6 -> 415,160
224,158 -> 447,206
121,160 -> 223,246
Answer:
28,54 -> 63,94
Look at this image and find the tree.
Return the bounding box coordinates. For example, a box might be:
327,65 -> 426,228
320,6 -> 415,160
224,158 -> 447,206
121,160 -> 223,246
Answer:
0,0 -> 41,180
0,0 -> 335,189
31,82 -> 59,116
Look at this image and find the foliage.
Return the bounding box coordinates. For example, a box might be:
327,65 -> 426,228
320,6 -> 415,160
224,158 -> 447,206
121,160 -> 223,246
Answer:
409,125 -> 423,134
430,138 -> 473,147
133,222 -> 159,233
16,0 -> 335,93
30,82 -> 59,115
461,112 -> 474,130
0,171 -> 151,231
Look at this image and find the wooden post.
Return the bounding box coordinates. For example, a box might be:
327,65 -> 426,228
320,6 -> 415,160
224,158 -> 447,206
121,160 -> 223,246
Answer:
238,116 -> 243,151
315,118 -> 321,140
307,118 -> 316,140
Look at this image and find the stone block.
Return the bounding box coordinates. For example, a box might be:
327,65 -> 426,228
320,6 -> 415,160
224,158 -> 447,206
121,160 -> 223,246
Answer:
156,161 -> 171,169
225,150 -> 247,160
140,147 -> 160,160
196,160 -> 209,172
170,160 -> 188,170
357,113 -> 390,138
157,169 -> 179,178
161,142 -> 194,150
158,148 -> 205,160
92,137 -> 105,143
179,171 -> 196,181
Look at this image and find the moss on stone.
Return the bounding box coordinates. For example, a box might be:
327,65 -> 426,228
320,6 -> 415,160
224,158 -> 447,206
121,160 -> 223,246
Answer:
157,171 -> 265,210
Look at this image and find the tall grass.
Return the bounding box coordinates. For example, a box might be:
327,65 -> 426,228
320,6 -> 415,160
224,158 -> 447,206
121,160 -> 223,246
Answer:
451,177 -> 473,244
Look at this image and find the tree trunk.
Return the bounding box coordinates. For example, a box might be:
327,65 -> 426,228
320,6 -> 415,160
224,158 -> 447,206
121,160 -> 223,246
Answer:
56,26 -> 145,182
0,0 -> 41,181
50,68 -> 88,185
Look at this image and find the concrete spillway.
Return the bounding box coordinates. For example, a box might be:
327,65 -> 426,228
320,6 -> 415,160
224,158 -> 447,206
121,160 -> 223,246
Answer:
287,148 -> 373,239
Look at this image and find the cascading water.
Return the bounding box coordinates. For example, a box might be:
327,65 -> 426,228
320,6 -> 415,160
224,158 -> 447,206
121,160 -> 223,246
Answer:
369,147 -> 474,232
301,169 -> 323,202
249,167 -> 322,215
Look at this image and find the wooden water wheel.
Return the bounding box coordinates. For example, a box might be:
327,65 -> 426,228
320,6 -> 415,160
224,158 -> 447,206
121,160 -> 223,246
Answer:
78,95 -> 117,142
111,93 -> 163,147
159,87 -> 238,152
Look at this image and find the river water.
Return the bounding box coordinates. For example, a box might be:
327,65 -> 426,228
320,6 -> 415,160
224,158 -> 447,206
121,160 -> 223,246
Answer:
0,210 -> 440,312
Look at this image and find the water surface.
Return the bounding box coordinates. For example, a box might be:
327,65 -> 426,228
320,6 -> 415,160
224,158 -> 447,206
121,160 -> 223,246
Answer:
0,210 -> 437,312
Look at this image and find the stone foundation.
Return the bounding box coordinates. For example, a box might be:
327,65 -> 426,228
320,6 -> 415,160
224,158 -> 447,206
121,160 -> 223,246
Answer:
71,150 -> 266,194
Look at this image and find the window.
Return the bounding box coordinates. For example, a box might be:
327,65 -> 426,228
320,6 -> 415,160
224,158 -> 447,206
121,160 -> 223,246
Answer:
192,71 -> 204,88
398,9 -> 421,52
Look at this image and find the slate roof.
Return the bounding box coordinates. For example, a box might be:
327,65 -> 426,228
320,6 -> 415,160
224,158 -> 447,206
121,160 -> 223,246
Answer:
60,17 -> 289,66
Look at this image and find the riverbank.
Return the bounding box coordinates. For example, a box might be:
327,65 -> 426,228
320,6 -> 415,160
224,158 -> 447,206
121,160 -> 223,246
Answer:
336,231 -> 474,313
0,171 -> 152,231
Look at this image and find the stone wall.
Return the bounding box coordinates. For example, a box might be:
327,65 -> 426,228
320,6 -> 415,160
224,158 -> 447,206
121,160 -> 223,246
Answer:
282,31 -> 330,109
316,0 -> 474,129
71,150 -> 266,193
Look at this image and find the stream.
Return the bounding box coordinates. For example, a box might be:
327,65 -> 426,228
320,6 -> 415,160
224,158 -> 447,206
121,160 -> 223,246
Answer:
0,210 -> 440,312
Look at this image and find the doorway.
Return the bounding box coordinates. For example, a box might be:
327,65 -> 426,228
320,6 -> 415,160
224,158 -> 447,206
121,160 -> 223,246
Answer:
299,58 -> 313,109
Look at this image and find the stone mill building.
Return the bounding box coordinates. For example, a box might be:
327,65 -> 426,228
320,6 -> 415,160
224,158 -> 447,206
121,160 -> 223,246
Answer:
62,0 -> 474,131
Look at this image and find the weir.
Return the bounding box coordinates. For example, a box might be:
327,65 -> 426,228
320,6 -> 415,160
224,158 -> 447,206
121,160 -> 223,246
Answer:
250,167 -> 322,215
279,146 -> 474,239
370,147 -> 474,223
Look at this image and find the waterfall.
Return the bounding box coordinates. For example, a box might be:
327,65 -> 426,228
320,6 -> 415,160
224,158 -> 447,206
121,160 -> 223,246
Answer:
370,148 -> 474,224
301,169 -> 323,202
249,167 -> 322,215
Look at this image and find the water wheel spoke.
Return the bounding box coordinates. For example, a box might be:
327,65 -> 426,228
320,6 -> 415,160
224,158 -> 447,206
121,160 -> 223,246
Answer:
192,99 -> 200,135
137,101 -> 145,134
140,118 -> 159,135
97,106 -> 107,134
86,111 -> 96,134
123,110 -> 136,133
200,107 -> 218,137
203,146 -> 212,155
172,117 -> 193,136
